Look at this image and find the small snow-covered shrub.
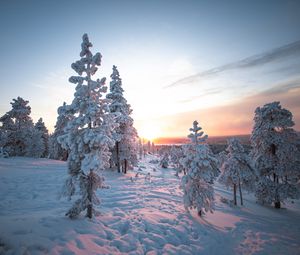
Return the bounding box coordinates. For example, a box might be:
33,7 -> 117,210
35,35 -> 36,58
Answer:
0,147 -> 9,158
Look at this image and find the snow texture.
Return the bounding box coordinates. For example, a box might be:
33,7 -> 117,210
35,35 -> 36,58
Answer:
0,156 -> 300,254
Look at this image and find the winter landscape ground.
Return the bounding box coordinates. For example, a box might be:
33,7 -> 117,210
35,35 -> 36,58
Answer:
1,2 -> 300,255
0,155 -> 299,255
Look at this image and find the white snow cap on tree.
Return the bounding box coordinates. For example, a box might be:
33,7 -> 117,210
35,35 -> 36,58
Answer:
181,120 -> 219,216
188,120 -> 208,145
251,101 -> 300,208
58,33 -> 117,218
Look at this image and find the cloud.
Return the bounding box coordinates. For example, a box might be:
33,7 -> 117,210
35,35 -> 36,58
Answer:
155,78 -> 300,137
260,78 -> 300,96
165,40 -> 300,88
177,88 -> 222,104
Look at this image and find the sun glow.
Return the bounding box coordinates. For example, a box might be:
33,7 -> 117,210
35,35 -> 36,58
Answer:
138,123 -> 161,142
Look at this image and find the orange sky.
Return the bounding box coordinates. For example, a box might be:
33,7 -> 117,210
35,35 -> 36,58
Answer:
136,84 -> 300,139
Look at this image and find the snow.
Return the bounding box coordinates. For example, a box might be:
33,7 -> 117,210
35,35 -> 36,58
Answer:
1,155 -> 300,254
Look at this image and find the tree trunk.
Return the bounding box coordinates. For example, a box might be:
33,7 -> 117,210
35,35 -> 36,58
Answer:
274,176 -> 281,208
233,184 -> 237,206
124,159 -> 128,174
238,181 -> 243,206
274,201 -> 281,208
86,171 -> 93,218
116,142 -> 120,173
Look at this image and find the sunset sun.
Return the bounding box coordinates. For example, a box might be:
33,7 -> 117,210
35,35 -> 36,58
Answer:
139,123 -> 161,141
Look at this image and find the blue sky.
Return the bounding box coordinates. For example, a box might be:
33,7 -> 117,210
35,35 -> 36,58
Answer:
0,0 -> 300,138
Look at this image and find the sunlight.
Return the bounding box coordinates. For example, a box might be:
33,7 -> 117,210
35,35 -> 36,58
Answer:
138,123 -> 161,141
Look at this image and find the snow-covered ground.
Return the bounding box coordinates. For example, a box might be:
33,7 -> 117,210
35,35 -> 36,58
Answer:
0,155 -> 299,255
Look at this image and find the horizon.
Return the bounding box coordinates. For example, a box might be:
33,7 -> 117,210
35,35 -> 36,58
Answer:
150,133 -> 251,145
1,1 -> 300,139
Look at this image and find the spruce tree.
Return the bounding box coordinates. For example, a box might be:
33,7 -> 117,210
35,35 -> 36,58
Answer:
35,118 -> 49,157
49,102 -> 72,161
0,97 -> 34,156
160,151 -> 169,168
58,34 -> 116,218
106,65 -> 138,173
170,146 -> 184,176
180,121 -> 219,216
25,126 -> 44,158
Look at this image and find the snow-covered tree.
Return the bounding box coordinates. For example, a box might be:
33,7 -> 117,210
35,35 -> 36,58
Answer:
160,151 -> 169,168
0,115 -> 11,151
58,34 -> 117,218
188,120 -> 208,145
25,126 -> 44,158
49,102 -> 72,161
251,102 -> 300,208
170,146 -> 185,176
180,120 -> 219,216
120,127 -> 138,173
219,138 -> 255,205
151,142 -> 156,154
216,150 -> 227,168
138,138 -> 143,159
147,141 -> 151,154
0,147 -> 8,158
106,65 -> 138,173
35,118 -> 49,157
0,97 -> 34,156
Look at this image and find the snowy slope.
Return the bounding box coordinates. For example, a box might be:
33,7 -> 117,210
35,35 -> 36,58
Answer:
0,155 -> 300,255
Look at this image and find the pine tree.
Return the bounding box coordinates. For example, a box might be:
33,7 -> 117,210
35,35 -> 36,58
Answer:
219,138 -> 255,205
151,142 -> 155,154
119,126 -> 138,173
58,34 -> 116,218
138,138 -> 143,159
35,118 -> 49,157
0,97 -> 34,156
0,114 -> 13,154
49,102 -> 72,160
147,141 -> 151,154
180,120 -> 219,216
25,126 -> 44,158
106,65 -> 138,173
251,102 -> 300,208
188,120 -> 208,145
160,151 -> 169,168
170,146 -> 185,176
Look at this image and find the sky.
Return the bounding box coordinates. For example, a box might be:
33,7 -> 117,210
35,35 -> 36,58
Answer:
0,0 -> 300,140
